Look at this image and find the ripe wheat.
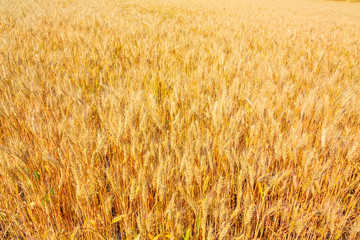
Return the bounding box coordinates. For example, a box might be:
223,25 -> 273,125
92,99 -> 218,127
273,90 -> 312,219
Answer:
0,0 -> 360,238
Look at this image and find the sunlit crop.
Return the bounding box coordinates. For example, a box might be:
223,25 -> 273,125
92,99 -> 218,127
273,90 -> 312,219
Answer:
1,0 -> 360,239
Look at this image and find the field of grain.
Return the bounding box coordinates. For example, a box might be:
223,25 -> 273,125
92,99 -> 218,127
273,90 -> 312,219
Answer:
1,0 -> 360,239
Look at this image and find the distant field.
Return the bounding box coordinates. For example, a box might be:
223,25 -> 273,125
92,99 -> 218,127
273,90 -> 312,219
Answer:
332,0 -> 360,2
1,0 -> 360,239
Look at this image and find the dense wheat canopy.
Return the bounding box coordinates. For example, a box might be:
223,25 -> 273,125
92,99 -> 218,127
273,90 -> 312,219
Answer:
1,0 -> 360,239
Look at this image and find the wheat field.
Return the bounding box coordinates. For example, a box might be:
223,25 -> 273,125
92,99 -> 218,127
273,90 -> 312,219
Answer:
1,0 -> 360,239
